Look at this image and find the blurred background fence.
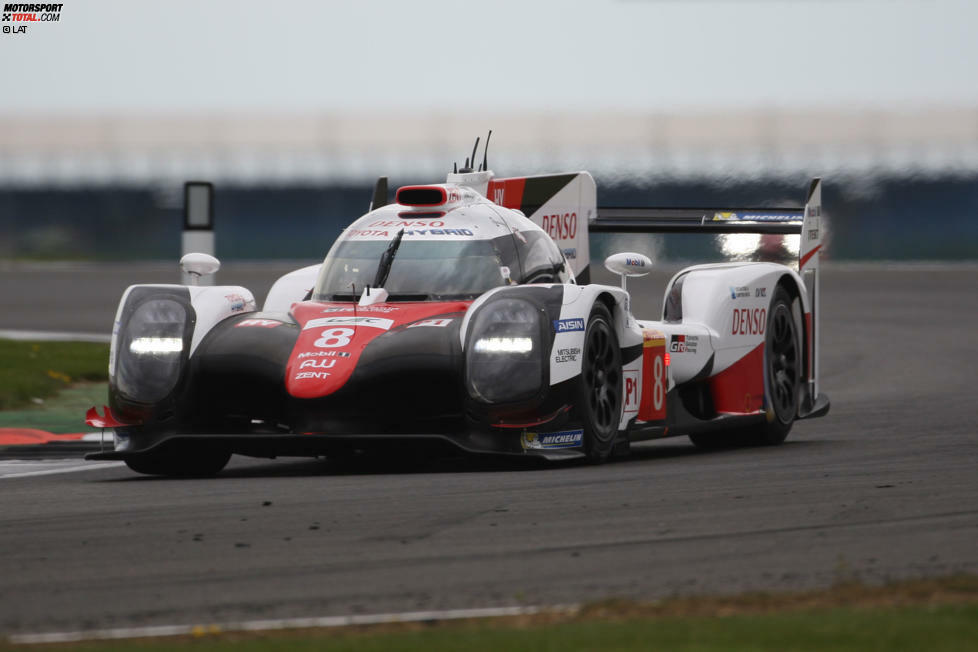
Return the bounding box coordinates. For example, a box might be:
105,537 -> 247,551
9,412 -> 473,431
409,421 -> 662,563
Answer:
2,110 -> 976,262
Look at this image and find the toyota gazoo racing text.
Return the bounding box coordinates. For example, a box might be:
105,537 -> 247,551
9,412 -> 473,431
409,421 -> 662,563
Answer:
87,137 -> 830,476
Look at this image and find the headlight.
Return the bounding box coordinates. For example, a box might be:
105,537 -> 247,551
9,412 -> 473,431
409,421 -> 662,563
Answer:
129,337 -> 184,354
116,298 -> 190,403
472,337 -> 533,354
466,298 -> 545,403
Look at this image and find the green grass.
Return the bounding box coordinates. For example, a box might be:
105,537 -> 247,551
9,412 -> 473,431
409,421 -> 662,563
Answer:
7,603 -> 977,652
6,576 -> 978,651
0,340 -> 109,412
0,382 -> 108,433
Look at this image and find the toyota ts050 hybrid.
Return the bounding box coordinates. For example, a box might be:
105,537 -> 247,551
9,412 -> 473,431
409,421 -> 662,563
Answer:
87,137 -> 830,476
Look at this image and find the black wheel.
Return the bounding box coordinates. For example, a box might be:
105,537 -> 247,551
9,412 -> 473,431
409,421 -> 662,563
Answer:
753,285 -> 801,445
575,303 -> 623,463
125,446 -> 230,477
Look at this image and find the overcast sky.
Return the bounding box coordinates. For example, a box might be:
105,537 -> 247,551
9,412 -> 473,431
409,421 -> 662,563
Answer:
1,0 -> 976,114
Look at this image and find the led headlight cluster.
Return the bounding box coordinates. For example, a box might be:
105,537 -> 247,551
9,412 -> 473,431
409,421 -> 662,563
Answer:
116,298 -> 190,404
466,298 -> 545,403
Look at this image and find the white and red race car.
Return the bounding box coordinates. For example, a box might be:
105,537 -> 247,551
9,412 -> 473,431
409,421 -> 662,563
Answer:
87,137 -> 829,475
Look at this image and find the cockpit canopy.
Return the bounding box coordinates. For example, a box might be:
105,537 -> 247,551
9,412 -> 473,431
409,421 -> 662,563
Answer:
312,202 -> 571,301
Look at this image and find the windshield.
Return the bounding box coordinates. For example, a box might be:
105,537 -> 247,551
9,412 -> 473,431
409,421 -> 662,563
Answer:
313,238 -> 511,301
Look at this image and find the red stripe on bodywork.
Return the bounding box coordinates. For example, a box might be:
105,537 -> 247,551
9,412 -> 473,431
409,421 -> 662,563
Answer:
799,244 -> 822,270
486,178 -> 526,209
286,301 -> 470,399
638,330 -> 667,422
709,342 -> 766,414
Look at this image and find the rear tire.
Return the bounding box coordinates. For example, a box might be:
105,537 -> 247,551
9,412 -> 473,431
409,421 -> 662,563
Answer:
689,285 -> 801,449
575,304 -> 623,463
752,285 -> 801,445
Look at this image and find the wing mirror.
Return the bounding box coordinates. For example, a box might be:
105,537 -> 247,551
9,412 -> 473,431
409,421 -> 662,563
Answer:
604,252 -> 652,291
180,253 -> 221,286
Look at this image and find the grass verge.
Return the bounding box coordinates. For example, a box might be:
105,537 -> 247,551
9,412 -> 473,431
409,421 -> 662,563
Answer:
0,382 -> 108,434
0,339 -> 109,413
5,576 -> 977,651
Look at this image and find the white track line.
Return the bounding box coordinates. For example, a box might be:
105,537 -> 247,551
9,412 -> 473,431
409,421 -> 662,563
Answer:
0,461 -> 123,479
9,605 -> 579,644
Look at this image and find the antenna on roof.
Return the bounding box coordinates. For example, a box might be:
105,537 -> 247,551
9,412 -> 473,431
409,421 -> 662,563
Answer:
456,136 -> 485,174
469,137 -> 480,171
453,161 -> 458,174
482,130 -> 492,172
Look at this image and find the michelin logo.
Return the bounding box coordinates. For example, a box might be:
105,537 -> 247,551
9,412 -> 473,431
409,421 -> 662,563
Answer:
522,429 -> 584,450
553,318 -> 585,333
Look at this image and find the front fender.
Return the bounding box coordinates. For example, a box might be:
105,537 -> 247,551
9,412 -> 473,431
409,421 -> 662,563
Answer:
108,284 -> 256,422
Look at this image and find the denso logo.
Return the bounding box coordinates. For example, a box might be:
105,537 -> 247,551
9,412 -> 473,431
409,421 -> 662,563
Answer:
554,318 -> 585,333
369,219 -> 445,228
732,308 -> 766,335
542,212 -> 577,240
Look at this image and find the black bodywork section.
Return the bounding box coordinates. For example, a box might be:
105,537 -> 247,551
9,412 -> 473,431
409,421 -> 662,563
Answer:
94,286 -> 593,462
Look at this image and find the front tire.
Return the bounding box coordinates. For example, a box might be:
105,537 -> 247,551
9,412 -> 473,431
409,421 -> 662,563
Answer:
575,304 -> 623,463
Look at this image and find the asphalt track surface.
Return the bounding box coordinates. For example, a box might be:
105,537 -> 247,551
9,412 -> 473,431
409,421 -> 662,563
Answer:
0,263 -> 976,636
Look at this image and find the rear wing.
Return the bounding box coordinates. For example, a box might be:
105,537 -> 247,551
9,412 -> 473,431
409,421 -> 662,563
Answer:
590,178 -> 826,416
589,207 -> 803,234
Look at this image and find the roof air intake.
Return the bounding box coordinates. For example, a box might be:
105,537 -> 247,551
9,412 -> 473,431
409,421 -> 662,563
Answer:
396,186 -> 446,206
